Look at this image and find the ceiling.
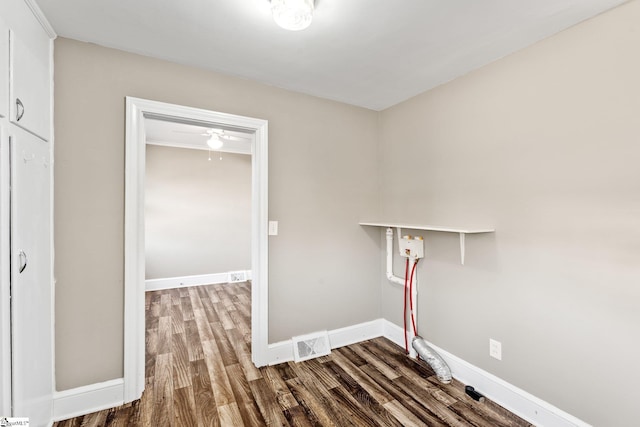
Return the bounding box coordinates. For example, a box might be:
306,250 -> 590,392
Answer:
35,0 -> 626,111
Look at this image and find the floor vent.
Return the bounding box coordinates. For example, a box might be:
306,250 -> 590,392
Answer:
228,271 -> 247,283
292,331 -> 331,362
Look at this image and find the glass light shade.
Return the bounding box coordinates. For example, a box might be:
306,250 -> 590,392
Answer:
271,0 -> 314,31
207,135 -> 224,150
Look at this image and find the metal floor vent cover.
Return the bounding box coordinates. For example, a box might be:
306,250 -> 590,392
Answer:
228,271 -> 246,283
292,331 -> 331,362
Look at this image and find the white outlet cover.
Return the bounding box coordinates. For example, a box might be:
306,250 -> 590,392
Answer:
490,338 -> 502,360
268,221 -> 278,236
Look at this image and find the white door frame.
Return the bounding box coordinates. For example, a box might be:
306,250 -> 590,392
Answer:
124,97 -> 269,402
0,123 -> 12,415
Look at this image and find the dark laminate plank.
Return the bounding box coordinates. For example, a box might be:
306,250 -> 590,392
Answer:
225,326 -> 262,381
384,399 -> 434,426
324,360 -> 385,409
78,410 -> 108,427
185,318 -> 205,362
213,301 -> 236,330
193,308 -> 215,342
148,292 -> 160,320
248,377 -> 291,426
171,301 -> 185,335
226,363 -> 268,427
156,316 -> 171,356
181,295 -> 195,321
105,404 -> 132,427
349,342 -> 401,381
287,361 -> 362,426
173,386 -> 198,427
145,327 -> 158,379
300,358 -> 341,390
203,285 -> 221,304
333,344 -> 368,367
159,293 -> 172,317
387,366 -> 475,426
399,396 -> 449,427
151,353 -> 173,427
285,376 -> 336,426
199,286 -> 221,324
210,320 -> 240,367
283,404 -> 317,427
201,338 -> 236,407
261,365 -> 299,411
331,349 -> 395,404
55,282 -> 531,427
188,287 -> 205,311
125,396 -> 143,426
171,331 -> 191,389
358,362 -> 453,426
191,358 -> 220,427
227,308 -> 251,344
218,403 -> 245,426
328,382 -> 402,427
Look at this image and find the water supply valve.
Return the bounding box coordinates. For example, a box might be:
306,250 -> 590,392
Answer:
399,235 -> 424,259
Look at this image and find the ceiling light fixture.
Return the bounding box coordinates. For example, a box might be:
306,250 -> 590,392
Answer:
207,134 -> 224,150
271,0 -> 314,31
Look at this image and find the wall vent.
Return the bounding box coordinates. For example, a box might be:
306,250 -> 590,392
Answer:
292,331 -> 331,362
228,271 -> 247,283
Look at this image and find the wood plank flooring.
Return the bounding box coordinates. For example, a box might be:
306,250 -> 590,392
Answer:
54,282 -> 532,426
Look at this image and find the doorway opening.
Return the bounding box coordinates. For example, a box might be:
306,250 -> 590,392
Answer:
124,98 -> 269,402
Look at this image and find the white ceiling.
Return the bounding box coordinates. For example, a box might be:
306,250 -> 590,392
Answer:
35,0 -> 626,111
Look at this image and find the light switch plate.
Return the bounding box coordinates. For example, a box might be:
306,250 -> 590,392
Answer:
268,221 -> 278,236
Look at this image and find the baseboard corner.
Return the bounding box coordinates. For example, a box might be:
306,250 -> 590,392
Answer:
53,378 -> 125,422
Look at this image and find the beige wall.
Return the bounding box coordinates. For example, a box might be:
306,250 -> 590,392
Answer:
54,38 -> 380,390
378,2 -> 639,425
54,2 -> 639,422
145,145 -> 251,280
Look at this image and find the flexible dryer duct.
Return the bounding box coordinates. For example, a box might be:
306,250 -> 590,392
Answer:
412,336 -> 452,384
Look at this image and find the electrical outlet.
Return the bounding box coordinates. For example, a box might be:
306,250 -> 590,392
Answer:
489,339 -> 502,360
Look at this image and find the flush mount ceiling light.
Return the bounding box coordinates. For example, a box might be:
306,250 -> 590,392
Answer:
271,0 -> 314,31
207,134 -> 224,150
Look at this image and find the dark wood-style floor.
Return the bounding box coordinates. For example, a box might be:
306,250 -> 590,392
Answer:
54,282 -> 531,426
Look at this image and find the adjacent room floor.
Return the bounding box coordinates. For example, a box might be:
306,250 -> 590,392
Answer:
54,282 -> 531,426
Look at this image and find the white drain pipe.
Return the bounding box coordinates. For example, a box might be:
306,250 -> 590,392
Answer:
385,227 -> 404,286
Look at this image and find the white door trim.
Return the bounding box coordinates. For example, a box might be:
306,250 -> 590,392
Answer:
0,123 -> 12,415
124,97 -> 269,403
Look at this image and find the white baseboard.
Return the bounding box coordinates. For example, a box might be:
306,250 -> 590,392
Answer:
145,270 -> 252,291
53,378 -> 124,421
382,320 -> 590,427
266,319 -> 385,366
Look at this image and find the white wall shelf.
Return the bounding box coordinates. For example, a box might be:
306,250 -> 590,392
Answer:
359,221 -> 495,265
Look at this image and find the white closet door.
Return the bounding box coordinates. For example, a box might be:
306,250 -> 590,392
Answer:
10,127 -> 52,425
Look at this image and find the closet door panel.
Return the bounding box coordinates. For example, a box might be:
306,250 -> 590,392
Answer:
10,127 -> 52,424
9,22 -> 50,140
0,17 -> 8,118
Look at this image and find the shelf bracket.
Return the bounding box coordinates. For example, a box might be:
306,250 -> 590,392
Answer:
459,233 -> 465,265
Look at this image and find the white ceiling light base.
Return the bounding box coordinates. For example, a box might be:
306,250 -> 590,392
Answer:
271,0 -> 314,31
207,134 -> 224,150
